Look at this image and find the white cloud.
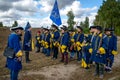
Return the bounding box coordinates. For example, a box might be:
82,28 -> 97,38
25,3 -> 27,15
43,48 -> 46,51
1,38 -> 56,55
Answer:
39,0 -> 75,13
60,1 -> 98,27
60,1 -> 97,18
39,0 -> 52,13
17,17 -> 52,28
13,0 -> 38,12
0,0 -> 98,28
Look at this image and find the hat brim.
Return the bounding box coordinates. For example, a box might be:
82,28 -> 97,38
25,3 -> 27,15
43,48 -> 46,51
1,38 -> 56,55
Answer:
61,27 -> 67,31
10,27 -> 23,31
51,24 -> 58,29
89,26 -> 96,30
60,27 -> 64,29
44,28 -> 49,31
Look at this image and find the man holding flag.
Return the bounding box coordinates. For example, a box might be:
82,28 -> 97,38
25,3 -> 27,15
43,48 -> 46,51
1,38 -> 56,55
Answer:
50,0 -> 61,59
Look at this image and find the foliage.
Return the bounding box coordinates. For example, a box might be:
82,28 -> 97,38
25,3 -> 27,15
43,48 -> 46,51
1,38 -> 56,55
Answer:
80,17 -> 89,28
67,10 -> 75,30
79,17 -> 89,34
0,22 -> 3,27
80,22 -> 84,27
12,21 -> 18,27
84,17 -> 89,28
94,0 -> 120,35
83,27 -> 89,34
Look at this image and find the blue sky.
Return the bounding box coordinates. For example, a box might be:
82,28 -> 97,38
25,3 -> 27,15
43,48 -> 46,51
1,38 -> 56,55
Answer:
80,0 -> 103,8
0,0 -> 103,27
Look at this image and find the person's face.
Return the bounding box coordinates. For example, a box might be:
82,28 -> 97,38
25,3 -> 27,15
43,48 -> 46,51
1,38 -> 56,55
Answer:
90,28 -> 96,33
53,27 -> 56,31
105,31 -> 111,35
45,30 -> 48,33
61,29 -> 65,33
16,29 -> 23,35
96,29 -> 101,34
77,28 -> 82,33
42,29 -> 45,33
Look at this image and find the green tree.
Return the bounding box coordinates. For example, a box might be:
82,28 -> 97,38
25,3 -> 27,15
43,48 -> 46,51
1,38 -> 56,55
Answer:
0,22 -> 3,27
12,21 -> 18,27
67,10 -> 75,30
80,21 -> 84,27
84,17 -> 89,28
94,0 -> 120,35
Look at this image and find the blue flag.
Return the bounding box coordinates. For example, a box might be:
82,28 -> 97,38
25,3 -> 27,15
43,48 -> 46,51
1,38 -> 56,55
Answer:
50,0 -> 62,26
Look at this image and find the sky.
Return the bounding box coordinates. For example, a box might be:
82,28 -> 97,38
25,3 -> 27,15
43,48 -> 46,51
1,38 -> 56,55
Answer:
0,0 -> 103,28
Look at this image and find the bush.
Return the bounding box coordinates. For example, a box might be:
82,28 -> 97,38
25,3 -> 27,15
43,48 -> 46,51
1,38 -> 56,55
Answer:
115,28 -> 120,36
83,27 -> 89,34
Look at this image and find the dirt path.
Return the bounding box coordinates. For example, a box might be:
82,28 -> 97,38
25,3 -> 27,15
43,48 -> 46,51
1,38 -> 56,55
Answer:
20,53 -> 120,80
20,46 -> 120,80
20,64 -> 79,80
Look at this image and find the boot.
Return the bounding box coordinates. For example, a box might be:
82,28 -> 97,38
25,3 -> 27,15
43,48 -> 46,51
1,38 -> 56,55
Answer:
25,51 -> 31,63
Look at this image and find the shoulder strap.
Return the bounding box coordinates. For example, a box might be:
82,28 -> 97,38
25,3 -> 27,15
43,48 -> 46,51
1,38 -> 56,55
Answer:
7,35 -> 10,47
98,33 -> 103,48
76,33 -> 81,42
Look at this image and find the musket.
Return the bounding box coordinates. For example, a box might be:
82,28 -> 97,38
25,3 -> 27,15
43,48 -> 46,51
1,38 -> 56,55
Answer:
98,22 -> 106,49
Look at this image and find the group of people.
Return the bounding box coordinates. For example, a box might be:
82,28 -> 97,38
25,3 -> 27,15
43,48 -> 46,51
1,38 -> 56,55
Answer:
5,23 -> 118,80
35,24 -> 118,79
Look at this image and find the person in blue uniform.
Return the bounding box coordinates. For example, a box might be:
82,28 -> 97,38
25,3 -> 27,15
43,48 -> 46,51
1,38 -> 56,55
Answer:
40,27 -> 46,53
6,26 -> 23,80
23,22 -> 32,63
104,28 -> 118,73
74,26 -> 84,62
91,26 -> 107,79
44,28 -> 51,56
83,26 -> 97,69
60,25 -> 70,65
35,31 -> 42,53
68,29 -> 75,60
51,24 -> 60,59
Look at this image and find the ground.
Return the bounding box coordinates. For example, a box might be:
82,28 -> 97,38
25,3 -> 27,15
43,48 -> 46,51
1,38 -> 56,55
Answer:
0,28 -> 120,80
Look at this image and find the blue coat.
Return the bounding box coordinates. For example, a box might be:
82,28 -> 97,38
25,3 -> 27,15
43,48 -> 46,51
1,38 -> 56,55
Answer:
106,34 -> 117,61
53,30 -> 60,42
23,30 -> 32,51
35,35 -> 42,47
6,33 -> 22,71
91,33 -> 107,64
87,33 -> 93,43
68,34 -> 75,52
60,32 -> 70,46
45,33 -> 51,45
83,45 -> 91,64
41,33 -> 45,40
82,33 -> 93,64
74,33 -> 84,43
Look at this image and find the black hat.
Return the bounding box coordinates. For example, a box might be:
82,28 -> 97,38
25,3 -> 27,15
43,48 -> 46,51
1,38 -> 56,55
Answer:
51,24 -> 58,29
61,25 -> 67,31
68,29 -> 74,32
44,28 -> 49,31
77,26 -> 83,31
89,26 -> 96,30
105,28 -> 114,31
10,26 -> 23,31
96,26 -> 102,31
